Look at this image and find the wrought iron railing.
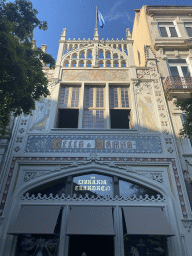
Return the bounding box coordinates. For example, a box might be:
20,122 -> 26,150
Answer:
164,76 -> 192,91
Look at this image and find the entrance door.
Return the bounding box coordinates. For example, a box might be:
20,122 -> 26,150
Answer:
68,235 -> 114,256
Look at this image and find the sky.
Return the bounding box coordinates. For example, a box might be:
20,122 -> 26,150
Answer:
6,0 -> 192,61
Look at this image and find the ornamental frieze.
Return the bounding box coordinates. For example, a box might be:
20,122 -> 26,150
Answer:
62,70 -> 129,81
25,134 -> 163,154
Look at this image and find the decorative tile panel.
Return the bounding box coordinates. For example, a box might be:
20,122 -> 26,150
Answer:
62,70 -> 129,81
25,134 -> 163,154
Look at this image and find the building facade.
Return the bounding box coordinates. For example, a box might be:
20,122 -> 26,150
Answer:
0,20 -> 191,256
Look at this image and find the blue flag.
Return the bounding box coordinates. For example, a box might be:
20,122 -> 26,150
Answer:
97,10 -> 105,29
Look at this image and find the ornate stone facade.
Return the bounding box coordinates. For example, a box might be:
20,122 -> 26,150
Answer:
0,23 -> 191,256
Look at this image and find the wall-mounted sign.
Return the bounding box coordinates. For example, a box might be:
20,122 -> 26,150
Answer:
73,174 -> 113,196
25,134 -> 163,154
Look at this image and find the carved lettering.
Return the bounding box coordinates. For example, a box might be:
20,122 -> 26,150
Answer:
79,141 -> 84,148
106,141 -> 111,148
112,141 -> 119,148
120,141 -> 126,149
127,141 -> 132,148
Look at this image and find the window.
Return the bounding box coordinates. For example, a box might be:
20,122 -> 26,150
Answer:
58,84 -> 131,129
58,86 -> 80,128
181,113 -> 192,148
168,59 -> 191,77
158,22 -> 178,37
84,86 -> 105,128
110,86 -> 131,129
185,22 -> 192,37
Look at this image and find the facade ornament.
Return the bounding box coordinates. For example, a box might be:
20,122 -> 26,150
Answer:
181,219 -> 192,232
21,192 -> 165,202
167,147 -> 174,153
14,146 -> 20,152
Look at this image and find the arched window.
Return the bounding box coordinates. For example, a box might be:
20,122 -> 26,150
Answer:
72,53 -> 77,59
113,53 -> 118,59
119,179 -> 159,197
87,50 -> 92,59
79,60 -> 84,67
106,60 -> 111,67
99,60 -> 103,67
124,45 -> 128,55
25,177 -> 67,196
98,50 -> 104,59
114,60 -> 119,67
106,51 -> 111,59
80,51 -> 85,58
24,173 -> 161,199
71,60 -> 77,67
121,60 -> 126,67
86,60 -> 92,67
64,60 -> 69,67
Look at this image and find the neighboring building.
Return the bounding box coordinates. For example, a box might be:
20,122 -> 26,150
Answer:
132,5 -> 192,255
0,23 -> 191,256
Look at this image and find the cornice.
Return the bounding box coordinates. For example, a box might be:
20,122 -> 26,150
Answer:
146,6 -> 192,16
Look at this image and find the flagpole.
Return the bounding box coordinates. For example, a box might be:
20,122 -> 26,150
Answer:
96,6 -> 97,28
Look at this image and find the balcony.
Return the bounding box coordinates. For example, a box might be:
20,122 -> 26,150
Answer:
163,76 -> 192,100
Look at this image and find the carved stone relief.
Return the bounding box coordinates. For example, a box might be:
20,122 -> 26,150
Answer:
30,98 -> 51,131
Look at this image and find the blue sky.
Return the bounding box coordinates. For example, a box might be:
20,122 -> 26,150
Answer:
7,0 -> 192,60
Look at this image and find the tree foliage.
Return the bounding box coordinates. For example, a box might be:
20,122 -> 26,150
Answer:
0,0 -> 55,135
176,93 -> 192,138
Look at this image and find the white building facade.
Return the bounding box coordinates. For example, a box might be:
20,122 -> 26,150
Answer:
0,26 -> 191,256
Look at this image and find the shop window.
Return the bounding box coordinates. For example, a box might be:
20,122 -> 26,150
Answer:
123,234 -> 167,256
158,22 -> 178,37
14,208 -> 62,256
58,86 -> 80,128
184,22 -> 192,37
68,235 -> 114,256
83,86 -> 105,128
73,173 -> 113,197
110,86 -> 130,129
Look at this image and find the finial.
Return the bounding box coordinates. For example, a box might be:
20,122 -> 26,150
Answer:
41,44 -> 47,53
93,28 -> 99,41
126,28 -> 131,40
32,39 -> 36,49
61,28 -> 67,41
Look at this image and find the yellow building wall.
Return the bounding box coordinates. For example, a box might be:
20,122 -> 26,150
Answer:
132,6 -> 154,67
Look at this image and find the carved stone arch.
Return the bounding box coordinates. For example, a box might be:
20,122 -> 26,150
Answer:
61,44 -> 94,66
17,161 -> 167,200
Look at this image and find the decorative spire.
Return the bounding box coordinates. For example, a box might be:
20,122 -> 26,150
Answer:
126,28 -> 131,40
41,44 -> 47,53
61,28 -> 67,41
93,28 -> 99,41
